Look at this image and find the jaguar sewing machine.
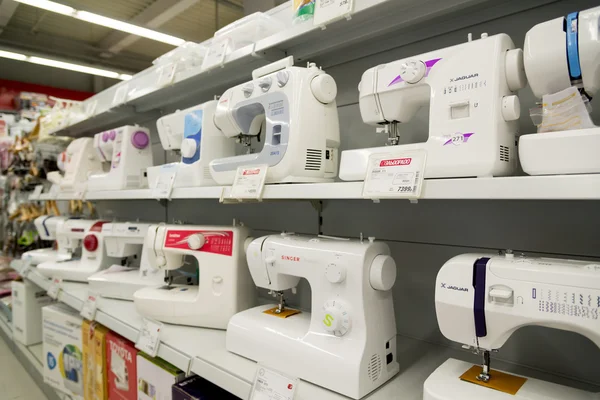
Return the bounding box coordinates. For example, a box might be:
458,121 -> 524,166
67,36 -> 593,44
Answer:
133,224 -> 256,329
87,126 -> 153,191
22,215 -> 69,265
59,138 -> 103,192
519,6 -> 600,175
226,233 -> 399,399
147,100 -> 235,188
209,56 -> 340,185
37,221 -> 121,282
339,33 -> 526,181
423,253 -> 600,400
88,222 -> 165,300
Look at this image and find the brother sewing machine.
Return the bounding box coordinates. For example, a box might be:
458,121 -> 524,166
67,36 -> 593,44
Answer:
88,222 -> 164,300
339,33 -> 526,181
209,56 -> 340,185
133,224 -> 256,328
22,215 -> 69,265
37,221 -> 122,282
147,100 -> 235,188
226,233 -> 399,399
423,253 -> 600,400
59,138 -> 103,192
519,6 -> 600,175
87,126 -> 153,191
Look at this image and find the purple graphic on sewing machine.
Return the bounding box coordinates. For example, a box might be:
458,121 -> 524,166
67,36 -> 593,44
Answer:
388,58 -> 442,86
443,132 -> 474,146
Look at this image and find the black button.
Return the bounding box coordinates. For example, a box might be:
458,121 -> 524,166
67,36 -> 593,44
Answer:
386,353 -> 393,364
386,341 -> 390,349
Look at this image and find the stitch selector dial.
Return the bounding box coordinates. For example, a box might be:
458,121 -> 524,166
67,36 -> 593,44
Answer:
322,300 -> 351,336
399,60 -> 426,84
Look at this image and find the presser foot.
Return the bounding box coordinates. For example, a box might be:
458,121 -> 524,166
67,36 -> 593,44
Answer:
476,350 -> 492,383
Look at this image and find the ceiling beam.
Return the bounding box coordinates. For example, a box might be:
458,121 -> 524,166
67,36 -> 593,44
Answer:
0,0 -> 19,34
97,0 -> 200,57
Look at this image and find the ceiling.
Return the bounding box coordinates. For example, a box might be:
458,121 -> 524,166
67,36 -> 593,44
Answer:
0,0 -> 245,74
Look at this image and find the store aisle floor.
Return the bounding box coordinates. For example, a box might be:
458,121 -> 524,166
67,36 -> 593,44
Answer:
0,337 -> 49,400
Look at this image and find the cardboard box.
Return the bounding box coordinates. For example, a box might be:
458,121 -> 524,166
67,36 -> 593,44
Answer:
137,352 -> 185,400
12,280 -> 53,345
172,375 -> 240,400
82,320 -> 109,400
106,330 -> 137,400
42,303 -> 84,399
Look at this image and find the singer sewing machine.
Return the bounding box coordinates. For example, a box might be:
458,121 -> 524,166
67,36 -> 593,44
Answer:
37,221 -> 121,282
423,253 -> 600,400
88,222 -> 164,300
22,215 -> 69,265
147,100 -> 235,188
339,33 -> 526,181
87,126 -> 153,191
59,138 -> 103,192
226,233 -> 399,399
133,224 -> 256,328
209,56 -> 340,185
519,6 -> 600,175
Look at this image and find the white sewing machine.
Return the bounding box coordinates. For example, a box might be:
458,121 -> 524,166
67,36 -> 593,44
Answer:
424,253 -> 600,400
22,215 -> 69,265
59,138 -> 103,192
37,221 -> 121,282
519,6 -> 600,175
339,33 -> 526,181
226,233 -> 399,399
133,224 -> 256,328
87,126 -> 153,191
88,222 -> 164,300
147,100 -> 235,188
209,56 -> 340,185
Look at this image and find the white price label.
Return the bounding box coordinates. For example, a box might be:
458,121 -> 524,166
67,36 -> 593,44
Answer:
136,318 -> 163,357
31,185 -> 44,199
229,165 -> 268,201
80,292 -> 98,320
47,278 -> 62,299
314,0 -> 354,27
152,164 -> 179,199
157,62 -> 177,87
250,364 -> 298,400
48,184 -> 61,199
202,38 -> 230,70
113,84 -> 129,106
362,149 -> 427,200
20,258 -> 33,277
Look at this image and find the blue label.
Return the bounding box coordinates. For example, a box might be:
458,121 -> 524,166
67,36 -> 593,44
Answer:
47,352 -> 56,370
183,110 -> 203,164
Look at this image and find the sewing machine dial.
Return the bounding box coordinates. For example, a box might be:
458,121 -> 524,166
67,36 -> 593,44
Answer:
322,300 -> 351,336
399,60 -> 426,84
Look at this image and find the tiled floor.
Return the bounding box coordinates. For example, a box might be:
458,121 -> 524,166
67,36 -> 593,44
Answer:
0,336 -> 49,400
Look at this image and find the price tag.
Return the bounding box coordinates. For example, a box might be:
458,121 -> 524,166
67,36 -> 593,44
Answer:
80,292 -> 98,320
152,164 -> 179,199
229,165 -> 268,201
48,184 -> 61,199
250,364 -> 298,400
136,318 -> 163,357
202,38 -> 230,70
362,149 -> 427,200
113,84 -> 129,106
314,0 -> 354,27
157,62 -> 177,87
31,185 -> 44,199
20,258 -> 33,277
47,278 -> 62,299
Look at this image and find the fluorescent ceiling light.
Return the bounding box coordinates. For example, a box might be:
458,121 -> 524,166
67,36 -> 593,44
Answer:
14,0 -> 185,46
0,50 -> 131,80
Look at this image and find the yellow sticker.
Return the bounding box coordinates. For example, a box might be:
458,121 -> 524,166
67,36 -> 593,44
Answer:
460,365 -> 527,395
263,307 -> 302,319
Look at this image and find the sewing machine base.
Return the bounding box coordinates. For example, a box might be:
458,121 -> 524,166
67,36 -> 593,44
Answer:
423,359 -> 596,400
147,163 -> 216,189
519,128 -> 600,175
133,284 -> 230,329
87,173 -> 147,191
88,268 -> 164,301
37,260 -> 105,282
227,304 -> 398,399
22,249 -> 71,266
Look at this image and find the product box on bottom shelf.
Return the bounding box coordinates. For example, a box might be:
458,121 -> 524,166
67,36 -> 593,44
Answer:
137,352 -> 185,400
12,280 -> 53,345
106,330 -> 138,400
173,375 -> 240,400
43,303 -> 84,399
82,320 -> 109,400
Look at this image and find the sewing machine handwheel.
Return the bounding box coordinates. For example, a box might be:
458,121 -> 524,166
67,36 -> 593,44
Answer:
370,255 -> 397,291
